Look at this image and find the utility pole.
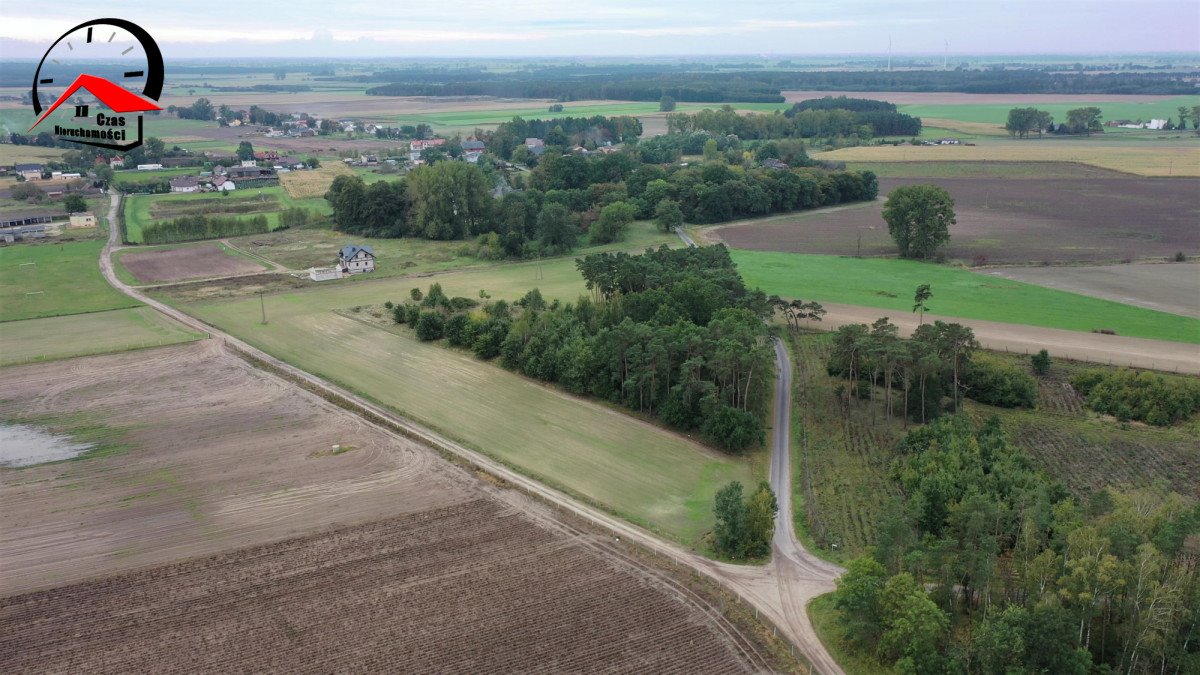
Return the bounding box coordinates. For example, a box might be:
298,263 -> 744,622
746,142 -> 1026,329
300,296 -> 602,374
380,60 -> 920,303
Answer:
259,290 -> 268,324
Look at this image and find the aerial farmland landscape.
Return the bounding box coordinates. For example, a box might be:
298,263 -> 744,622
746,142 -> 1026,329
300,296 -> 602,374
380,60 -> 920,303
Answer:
1,2 -> 1199,673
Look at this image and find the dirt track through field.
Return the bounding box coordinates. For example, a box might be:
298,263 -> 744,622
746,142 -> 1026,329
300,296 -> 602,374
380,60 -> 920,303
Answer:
808,302 -> 1200,375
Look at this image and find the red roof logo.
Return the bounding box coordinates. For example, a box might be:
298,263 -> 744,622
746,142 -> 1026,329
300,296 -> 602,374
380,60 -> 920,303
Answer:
28,73 -> 162,132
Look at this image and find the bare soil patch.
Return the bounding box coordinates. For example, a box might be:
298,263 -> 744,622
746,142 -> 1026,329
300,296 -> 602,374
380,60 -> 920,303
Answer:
120,245 -> 266,283
717,174 -> 1200,264
782,90 -> 1185,105
0,341 -> 474,594
0,498 -> 761,673
988,263 -> 1200,319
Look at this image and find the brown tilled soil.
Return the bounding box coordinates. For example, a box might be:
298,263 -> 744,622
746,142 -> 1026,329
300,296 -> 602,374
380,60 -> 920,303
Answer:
0,498 -> 761,674
0,341 -> 475,595
0,342 -> 768,673
120,245 -> 265,283
716,175 -> 1200,264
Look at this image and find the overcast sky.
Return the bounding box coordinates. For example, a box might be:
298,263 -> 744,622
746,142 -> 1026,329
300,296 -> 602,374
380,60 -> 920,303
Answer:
1,0 -> 1197,59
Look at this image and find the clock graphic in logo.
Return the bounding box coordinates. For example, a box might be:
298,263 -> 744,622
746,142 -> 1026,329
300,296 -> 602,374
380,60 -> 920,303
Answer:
28,18 -> 164,151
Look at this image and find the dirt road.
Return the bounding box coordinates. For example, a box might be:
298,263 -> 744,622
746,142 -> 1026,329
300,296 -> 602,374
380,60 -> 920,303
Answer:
100,193 -> 845,671
810,302 -> 1200,375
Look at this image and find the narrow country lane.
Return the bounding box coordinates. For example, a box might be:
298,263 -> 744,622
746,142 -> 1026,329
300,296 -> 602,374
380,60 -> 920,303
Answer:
100,193 -> 846,672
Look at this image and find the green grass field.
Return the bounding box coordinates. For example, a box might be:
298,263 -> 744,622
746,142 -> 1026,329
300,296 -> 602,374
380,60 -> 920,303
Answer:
124,186 -> 331,243
0,308 -> 205,366
176,293 -> 758,549
897,97 -> 1200,130
732,251 -> 1200,344
0,240 -> 141,322
228,219 -> 677,280
111,167 -> 199,186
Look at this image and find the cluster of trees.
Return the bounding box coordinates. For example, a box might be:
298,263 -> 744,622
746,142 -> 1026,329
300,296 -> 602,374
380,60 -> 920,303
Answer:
373,124 -> 434,140
140,214 -> 270,245
834,416 -> 1199,673
713,481 -> 778,559
626,163 -> 877,225
883,184 -> 955,260
1005,107 -> 1054,138
1058,107 -> 1104,135
827,317 -> 984,423
787,96 -> 922,136
392,246 -> 775,451
325,141 -> 878,257
170,98 -> 215,121
1072,369 -> 1200,426
485,115 -> 643,159
664,102 -> 920,141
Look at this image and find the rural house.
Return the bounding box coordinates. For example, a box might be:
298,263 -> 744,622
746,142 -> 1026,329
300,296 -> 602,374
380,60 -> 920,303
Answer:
462,139 -> 486,152
337,244 -> 376,274
170,176 -> 201,193
69,212 -> 97,228
15,164 -> 43,180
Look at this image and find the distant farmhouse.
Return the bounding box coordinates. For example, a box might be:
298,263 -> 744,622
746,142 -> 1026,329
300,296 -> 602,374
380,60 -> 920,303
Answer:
170,176 -> 200,193
15,164 -> 43,180
338,244 -> 376,274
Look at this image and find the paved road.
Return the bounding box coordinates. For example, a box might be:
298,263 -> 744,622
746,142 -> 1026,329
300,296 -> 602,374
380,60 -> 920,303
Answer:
100,193 -> 846,672
675,228 -> 698,248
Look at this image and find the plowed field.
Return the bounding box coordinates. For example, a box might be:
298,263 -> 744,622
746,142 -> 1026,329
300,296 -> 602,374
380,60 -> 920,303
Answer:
0,500 -> 762,673
716,175 -> 1200,264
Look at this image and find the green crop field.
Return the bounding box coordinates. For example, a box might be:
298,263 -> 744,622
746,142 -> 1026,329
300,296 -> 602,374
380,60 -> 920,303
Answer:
897,96 -> 1200,130
732,251 -> 1200,344
111,167 -> 199,186
124,186 -> 331,243
0,240 -> 141,322
175,292 -> 758,549
377,101 -> 783,130
0,307 -> 205,366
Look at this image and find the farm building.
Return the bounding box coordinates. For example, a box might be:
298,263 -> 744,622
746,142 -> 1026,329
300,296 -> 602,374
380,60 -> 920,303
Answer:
338,244 -> 376,274
170,176 -> 201,193
0,224 -> 48,242
462,139 -> 486,152
308,266 -> 344,281
15,164 -> 43,180
69,212 -> 97,228
137,163 -> 164,170
0,211 -> 55,228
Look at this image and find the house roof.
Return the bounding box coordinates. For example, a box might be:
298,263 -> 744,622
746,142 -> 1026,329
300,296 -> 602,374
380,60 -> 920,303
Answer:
169,176 -> 200,188
462,140 -> 485,150
339,244 -> 375,260
15,163 -> 43,172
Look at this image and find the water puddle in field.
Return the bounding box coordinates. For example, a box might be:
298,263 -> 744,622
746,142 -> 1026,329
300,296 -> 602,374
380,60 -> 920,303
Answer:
0,424 -> 93,467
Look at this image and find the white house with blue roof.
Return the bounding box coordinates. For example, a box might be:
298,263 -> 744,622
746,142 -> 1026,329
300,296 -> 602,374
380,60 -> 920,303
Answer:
338,244 -> 376,274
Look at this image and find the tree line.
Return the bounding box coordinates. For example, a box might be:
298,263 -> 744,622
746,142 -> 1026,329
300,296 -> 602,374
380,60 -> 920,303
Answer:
140,214 -> 271,245
833,415 -> 1199,673
664,103 -> 921,141
391,246 -> 775,451
325,142 -> 878,257
360,67 -> 1198,102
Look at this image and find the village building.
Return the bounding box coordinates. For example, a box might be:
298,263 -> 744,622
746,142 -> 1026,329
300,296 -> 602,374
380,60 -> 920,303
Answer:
109,156 -> 125,168
462,139 -> 486,152
170,176 -> 201,193
15,164 -> 43,180
69,212 -> 97,228
137,163 -> 164,170
337,244 -> 376,274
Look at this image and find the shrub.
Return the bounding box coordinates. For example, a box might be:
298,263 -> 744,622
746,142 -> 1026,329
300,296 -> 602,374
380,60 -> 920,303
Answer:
404,304 -> 421,325
444,313 -> 476,347
963,355 -> 1038,408
702,402 -> 766,452
1031,349 -> 1051,376
414,311 -> 445,341
1072,368 -> 1200,426
391,304 -> 406,324
1174,251 -> 1187,262
383,301 -> 394,310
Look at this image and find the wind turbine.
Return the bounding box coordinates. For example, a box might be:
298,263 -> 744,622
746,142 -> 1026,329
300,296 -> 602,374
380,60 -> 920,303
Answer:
887,35 -> 893,72
944,39 -> 950,70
